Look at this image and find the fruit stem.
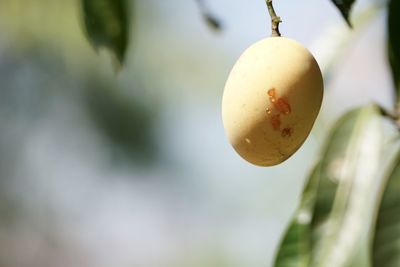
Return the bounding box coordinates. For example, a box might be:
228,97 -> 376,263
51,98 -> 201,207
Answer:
265,0 -> 281,37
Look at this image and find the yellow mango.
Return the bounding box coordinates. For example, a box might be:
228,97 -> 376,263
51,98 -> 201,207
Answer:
222,37 -> 323,166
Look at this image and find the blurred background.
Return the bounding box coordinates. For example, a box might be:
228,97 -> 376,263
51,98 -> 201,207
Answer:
0,0 -> 393,266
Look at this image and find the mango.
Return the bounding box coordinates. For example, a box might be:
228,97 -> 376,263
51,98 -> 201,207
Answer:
222,37 -> 323,166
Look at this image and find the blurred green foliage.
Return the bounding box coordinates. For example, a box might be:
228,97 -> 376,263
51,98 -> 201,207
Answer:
82,0 -> 129,65
82,78 -> 158,165
388,0 -> 400,104
331,0 -> 356,26
273,1 -> 400,266
273,165 -> 320,267
274,105 -> 383,267
372,151 -> 400,267
195,0 -> 222,31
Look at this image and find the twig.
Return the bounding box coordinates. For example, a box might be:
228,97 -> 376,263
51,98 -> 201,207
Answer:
265,0 -> 281,37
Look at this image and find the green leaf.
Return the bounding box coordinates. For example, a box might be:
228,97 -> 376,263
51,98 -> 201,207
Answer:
311,105 -> 382,267
311,108 -> 363,229
331,0 -> 356,27
273,165 -> 320,267
388,0 -> 400,101
81,0 -> 129,65
372,149 -> 400,267
273,105 -> 382,267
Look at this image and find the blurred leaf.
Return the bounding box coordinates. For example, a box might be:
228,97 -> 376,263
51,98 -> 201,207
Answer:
83,78 -> 158,165
273,165 -> 320,267
372,149 -> 400,267
81,0 -> 129,65
388,0 -> 400,102
195,0 -> 222,31
274,105 -> 382,267
331,0 -> 355,27
311,105 -> 382,267
203,14 -> 222,31
311,109 -> 363,229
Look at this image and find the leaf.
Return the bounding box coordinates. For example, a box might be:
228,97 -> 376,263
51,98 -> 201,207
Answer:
273,165 -> 320,267
311,108 -> 363,229
273,105 -> 382,267
81,0 -> 129,65
195,0 -> 222,31
372,149 -> 400,267
388,0 -> 400,101
311,105 -> 382,267
82,78 -> 157,163
203,14 -> 222,31
331,0 -> 356,27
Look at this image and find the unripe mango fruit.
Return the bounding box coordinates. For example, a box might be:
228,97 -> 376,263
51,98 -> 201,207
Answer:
222,37 -> 323,166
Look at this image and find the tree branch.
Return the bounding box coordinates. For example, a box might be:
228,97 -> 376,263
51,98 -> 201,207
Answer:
265,0 -> 281,37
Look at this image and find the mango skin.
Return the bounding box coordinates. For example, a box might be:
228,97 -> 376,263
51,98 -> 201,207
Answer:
222,37 -> 323,166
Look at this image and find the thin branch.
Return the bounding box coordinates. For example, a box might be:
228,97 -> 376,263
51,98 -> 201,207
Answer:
265,0 -> 281,37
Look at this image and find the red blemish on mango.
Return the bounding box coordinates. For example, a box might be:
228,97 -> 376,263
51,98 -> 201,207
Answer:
268,88 -> 277,103
276,98 -> 291,115
281,127 -> 293,138
268,88 -> 276,98
267,88 -> 292,115
266,87 -> 292,131
270,114 -> 281,130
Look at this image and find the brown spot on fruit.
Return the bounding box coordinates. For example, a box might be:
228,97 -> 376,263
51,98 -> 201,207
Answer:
281,127 -> 293,137
266,88 -> 292,131
268,88 -> 277,103
268,88 -> 276,98
270,114 -> 281,130
276,98 -> 291,115
267,88 -> 292,115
